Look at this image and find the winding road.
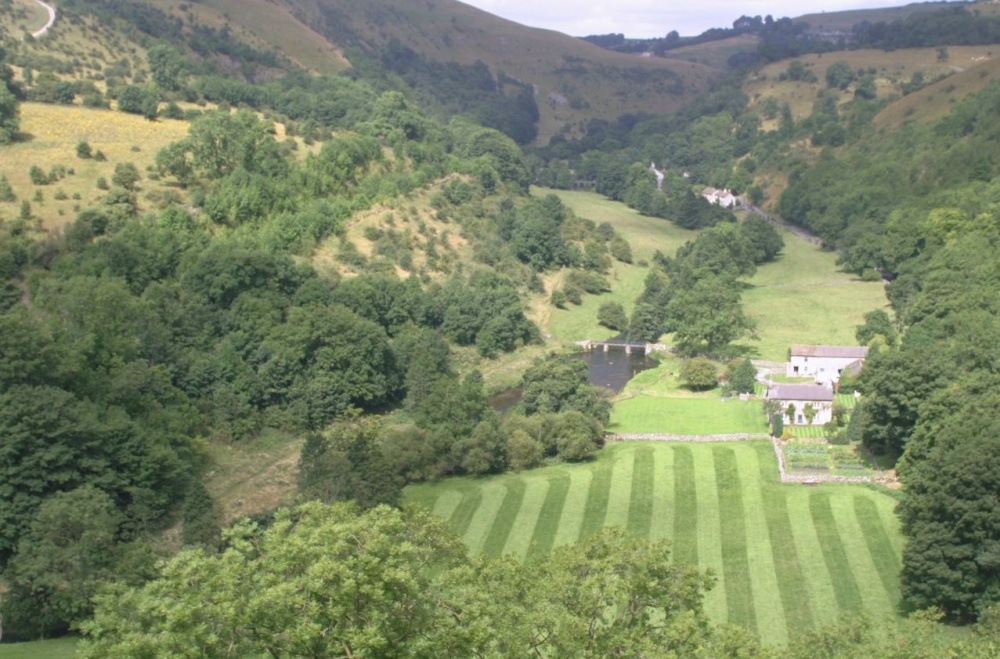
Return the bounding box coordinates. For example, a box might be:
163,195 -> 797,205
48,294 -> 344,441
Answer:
30,0 -> 56,39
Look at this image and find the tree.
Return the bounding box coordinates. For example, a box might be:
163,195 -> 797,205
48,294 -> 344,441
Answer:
680,357 -> 718,390
628,303 -> 663,343
0,82 -> 18,144
597,301 -> 628,331
79,502 -> 466,658
666,275 -> 757,355
298,412 -> 405,509
147,44 -> 185,92
825,60 -> 855,89
740,215 -> 784,264
81,506 -> 727,658
802,403 -> 817,425
116,85 -> 158,118
855,308 -> 897,347
725,358 -> 757,395
1,486 -> 151,640
771,413 -> 784,437
785,402 -> 796,424
112,162 -> 141,191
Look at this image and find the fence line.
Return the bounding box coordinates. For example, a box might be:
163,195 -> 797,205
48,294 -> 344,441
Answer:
606,433 -> 880,484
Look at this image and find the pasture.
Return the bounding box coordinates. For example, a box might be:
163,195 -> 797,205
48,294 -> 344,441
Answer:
405,441 -> 904,646
531,190 -> 888,362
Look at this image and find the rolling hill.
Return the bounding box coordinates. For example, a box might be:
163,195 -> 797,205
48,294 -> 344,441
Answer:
144,0 -> 719,142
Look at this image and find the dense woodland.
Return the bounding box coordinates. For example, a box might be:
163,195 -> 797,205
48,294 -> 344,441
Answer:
1,0 -> 999,654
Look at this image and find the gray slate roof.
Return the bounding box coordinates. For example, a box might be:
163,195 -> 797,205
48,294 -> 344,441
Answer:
790,345 -> 869,359
766,384 -> 835,402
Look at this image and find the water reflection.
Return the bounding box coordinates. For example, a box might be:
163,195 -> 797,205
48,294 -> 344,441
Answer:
489,346 -> 658,414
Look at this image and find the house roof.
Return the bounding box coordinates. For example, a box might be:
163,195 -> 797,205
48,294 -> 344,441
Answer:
790,345 -> 869,359
766,384 -> 835,402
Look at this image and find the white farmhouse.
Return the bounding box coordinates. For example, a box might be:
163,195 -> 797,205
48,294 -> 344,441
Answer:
787,345 -> 869,385
766,383 -> 835,426
701,187 -> 738,208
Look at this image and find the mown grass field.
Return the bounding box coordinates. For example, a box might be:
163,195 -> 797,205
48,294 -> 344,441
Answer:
609,397 -> 766,435
405,441 -> 904,646
1,636 -> 78,658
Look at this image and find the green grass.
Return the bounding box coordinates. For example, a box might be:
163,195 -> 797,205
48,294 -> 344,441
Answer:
405,442 -> 904,646
1,637 -> 78,658
738,225 -> 889,361
608,397 -> 767,435
531,191 -> 889,362
532,189 -> 697,343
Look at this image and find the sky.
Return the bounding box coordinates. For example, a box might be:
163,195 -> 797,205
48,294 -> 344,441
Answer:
459,1 -> 935,38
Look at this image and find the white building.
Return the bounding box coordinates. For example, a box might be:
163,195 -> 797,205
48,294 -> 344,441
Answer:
701,187 -> 738,208
766,383 -> 835,426
787,345 -> 869,385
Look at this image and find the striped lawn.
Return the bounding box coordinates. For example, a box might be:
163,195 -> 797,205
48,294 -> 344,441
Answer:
404,442 -> 903,646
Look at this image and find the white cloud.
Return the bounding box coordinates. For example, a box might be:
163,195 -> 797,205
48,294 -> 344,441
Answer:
460,1 -> 949,38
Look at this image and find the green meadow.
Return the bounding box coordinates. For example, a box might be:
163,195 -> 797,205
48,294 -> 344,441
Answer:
405,441 -> 904,647
533,190 -> 888,362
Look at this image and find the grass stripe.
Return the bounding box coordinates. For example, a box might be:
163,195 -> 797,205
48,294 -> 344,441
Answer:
757,446 -> 813,641
672,446 -> 698,566
650,444 -> 675,543
713,447 -> 756,632
604,447 -> 635,530
854,496 -> 902,612
809,492 -> 864,613
627,446 -> 655,539
830,493 -> 894,615
737,445 -> 787,645
463,482 -> 506,555
692,445 -> 727,624
480,479 -> 527,558
431,489 -> 463,520
785,491 -> 840,623
579,458 -> 613,540
502,477 -> 550,560
526,470 -> 570,561
448,487 -> 483,539
553,467 -> 592,548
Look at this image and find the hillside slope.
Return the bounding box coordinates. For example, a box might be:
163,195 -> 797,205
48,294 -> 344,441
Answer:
169,0 -> 718,142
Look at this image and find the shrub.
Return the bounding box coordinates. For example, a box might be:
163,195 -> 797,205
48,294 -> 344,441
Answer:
681,358 -> 718,391
94,150 -> 107,162
76,140 -> 93,159
28,166 -> 48,185
96,176 -> 109,190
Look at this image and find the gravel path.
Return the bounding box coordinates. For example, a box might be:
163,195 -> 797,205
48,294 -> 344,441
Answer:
30,0 -> 56,39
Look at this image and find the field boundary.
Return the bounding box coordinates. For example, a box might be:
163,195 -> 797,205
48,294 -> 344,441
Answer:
607,433 -> 769,442
608,433 -> 880,484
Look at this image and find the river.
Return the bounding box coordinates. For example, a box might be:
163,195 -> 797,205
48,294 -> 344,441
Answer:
489,346 -> 658,414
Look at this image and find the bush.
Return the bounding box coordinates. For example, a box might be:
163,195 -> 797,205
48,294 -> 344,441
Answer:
771,413 -> 784,438
94,150 -> 107,162
550,289 -> 568,308
96,176 -> 109,190
29,165 -> 48,185
597,301 -> 628,331
680,358 -> 718,391
76,140 -> 93,159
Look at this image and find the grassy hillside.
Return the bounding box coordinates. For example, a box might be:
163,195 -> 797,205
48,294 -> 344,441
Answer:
182,0 -> 717,143
746,45 -> 999,126
793,2 -> 954,31
146,0 -> 350,74
405,441 -> 904,646
0,103 -> 191,231
530,190 -> 887,361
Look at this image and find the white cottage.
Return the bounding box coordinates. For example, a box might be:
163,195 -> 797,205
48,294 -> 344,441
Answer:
701,187 -> 738,208
766,383 -> 834,426
787,345 -> 869,385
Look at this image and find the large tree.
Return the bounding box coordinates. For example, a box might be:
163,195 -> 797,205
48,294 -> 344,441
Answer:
79,502 -> 727,657
666,275 -> 757,355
